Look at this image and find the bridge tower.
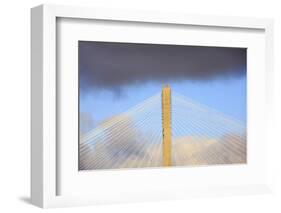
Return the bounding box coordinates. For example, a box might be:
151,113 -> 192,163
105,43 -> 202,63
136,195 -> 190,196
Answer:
162,85 -> 172,166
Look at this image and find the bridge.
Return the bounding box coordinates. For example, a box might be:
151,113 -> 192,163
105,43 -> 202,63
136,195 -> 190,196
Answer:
80,86 -> 246,170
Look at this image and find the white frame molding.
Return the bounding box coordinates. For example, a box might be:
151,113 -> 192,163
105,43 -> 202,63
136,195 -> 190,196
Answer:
31,4 -> 274,208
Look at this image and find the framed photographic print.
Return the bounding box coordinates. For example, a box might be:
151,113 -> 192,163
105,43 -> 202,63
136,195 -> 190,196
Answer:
31,4 -> 274,208
78,41 -> 247,171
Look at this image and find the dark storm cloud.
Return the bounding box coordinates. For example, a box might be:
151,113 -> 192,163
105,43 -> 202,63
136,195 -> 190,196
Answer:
79,41 -> 246,92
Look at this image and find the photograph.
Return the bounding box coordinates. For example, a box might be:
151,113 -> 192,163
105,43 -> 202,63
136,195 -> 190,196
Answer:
78,41 -> 247,170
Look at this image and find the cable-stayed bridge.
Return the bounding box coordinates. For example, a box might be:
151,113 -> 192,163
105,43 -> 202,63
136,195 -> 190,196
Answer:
80,86 -> 246,170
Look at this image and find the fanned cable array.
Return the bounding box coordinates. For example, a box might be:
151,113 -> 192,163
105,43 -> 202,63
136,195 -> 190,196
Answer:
80,93 -> 163,170
80,90 -> 246,170
171,92 -> 246,166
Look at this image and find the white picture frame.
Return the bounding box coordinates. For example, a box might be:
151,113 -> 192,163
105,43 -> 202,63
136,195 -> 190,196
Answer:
31,4 -> 274,208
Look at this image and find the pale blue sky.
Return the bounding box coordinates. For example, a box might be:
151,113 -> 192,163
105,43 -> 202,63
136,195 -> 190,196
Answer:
80,74 -> 246,132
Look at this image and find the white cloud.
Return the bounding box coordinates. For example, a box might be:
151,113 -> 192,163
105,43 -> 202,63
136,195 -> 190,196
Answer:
80,121 -> 246,170
80,112 -> 95,134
